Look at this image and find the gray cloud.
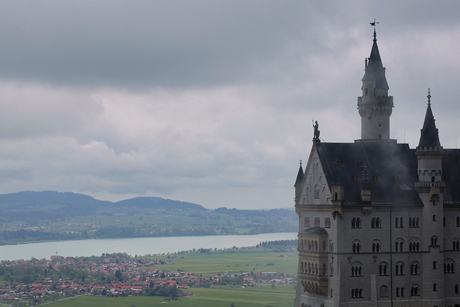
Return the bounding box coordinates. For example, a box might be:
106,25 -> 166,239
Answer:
0,1 -> 459,209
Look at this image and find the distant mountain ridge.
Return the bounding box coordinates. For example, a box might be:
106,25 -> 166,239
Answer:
0,191 -> 206,211
0,191 -> 297,245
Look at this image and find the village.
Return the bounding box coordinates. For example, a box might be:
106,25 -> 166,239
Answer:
0,252 -> 295,305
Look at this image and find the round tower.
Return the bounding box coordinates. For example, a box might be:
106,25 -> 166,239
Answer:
357,29 -> 394,141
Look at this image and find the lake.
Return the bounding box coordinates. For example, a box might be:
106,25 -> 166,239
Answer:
0,232 -> 297,261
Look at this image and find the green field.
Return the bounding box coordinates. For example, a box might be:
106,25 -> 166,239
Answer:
42,247 -> 298,307
144,248 -> 298,275
45,285 -> 295,307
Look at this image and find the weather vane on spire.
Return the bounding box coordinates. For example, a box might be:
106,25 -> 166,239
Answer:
370,19 -> 379,41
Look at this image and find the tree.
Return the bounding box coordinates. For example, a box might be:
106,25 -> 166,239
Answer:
115,269 -> 122,280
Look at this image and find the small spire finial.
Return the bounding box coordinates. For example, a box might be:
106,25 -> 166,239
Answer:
370,19 -> 379,42
300,160 -> 302,167
427,88 -> 431,106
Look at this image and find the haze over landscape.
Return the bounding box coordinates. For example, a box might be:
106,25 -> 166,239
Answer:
0,1 -> 459,209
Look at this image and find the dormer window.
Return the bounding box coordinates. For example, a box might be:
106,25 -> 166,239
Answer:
395,174 -> 401,183
374,173 -> 380,183
353,174 -> 360,183
445,173 -> 452,182
358,161 -> 364,168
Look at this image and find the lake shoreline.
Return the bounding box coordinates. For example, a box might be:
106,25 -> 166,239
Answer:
0,230 -> 296,246
0,232 -> 298,261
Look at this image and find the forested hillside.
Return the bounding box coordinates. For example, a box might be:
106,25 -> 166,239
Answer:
0,191 -> 296,245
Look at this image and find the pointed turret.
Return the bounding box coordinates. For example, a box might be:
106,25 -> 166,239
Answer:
415,89 -> 444,185
362,32 -> 389,90
418,90 -> 441,148
294,161 -> 304,187
356,27 -> 394,142
294,161 -> 304,202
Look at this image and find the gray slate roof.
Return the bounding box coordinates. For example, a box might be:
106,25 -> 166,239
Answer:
316,141 -> 421,207
315,141 -> 460,207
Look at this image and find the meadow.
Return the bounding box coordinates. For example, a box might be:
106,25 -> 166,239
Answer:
44,247 -> 298,307
45,285 -> 295,307
144,247 -> 298,275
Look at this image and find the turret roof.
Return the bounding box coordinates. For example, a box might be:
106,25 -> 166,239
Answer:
418,91 -> 441,148
294,162 -> 304,187
362,30 -> 389,90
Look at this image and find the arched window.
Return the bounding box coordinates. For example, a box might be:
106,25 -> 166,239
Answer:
372,240 -> 381,253
431,236 -> 438,246
353,240 -> 361,253
314,217 -> 320,227
304,217 -> 310,227
395,262 -> 404,276
395,238 -> 404,252
409,238 -> 421,252
433,283 -> 438,291
455,284 -> 459,294
411,262 -> 420,275
453,239 -> 460,251
395,217 -> 399,228
396,287 -> 405,297
329,240 -> 333,252
411,284 -> 420,296
314,185 -> 320,199
371,217 -> 381,228
379,262 -> 388,276
322,240 -> 327,252
351,288 -> 363,298
409,217 -> 419,228
353,173 -> 360,183
444,259 -> 456,273
351,262 -> 363,277
380,285 -> 388,297
352,217 -> 361,229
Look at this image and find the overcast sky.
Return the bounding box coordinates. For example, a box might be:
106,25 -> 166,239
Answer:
0,1 -> 459,209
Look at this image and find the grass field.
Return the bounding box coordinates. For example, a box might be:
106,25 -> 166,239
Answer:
43,247 -> 298,306
143,247 -> 299,275
45,285 -> 295,307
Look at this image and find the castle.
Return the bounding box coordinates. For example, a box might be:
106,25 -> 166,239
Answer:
294,27 -> 460,307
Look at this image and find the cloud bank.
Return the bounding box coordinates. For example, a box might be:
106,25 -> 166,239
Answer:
0,1 -> 459,208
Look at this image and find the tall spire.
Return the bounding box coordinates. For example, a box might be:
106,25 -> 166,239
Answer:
356,22 -> 394,142
418,89 -> 441,148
